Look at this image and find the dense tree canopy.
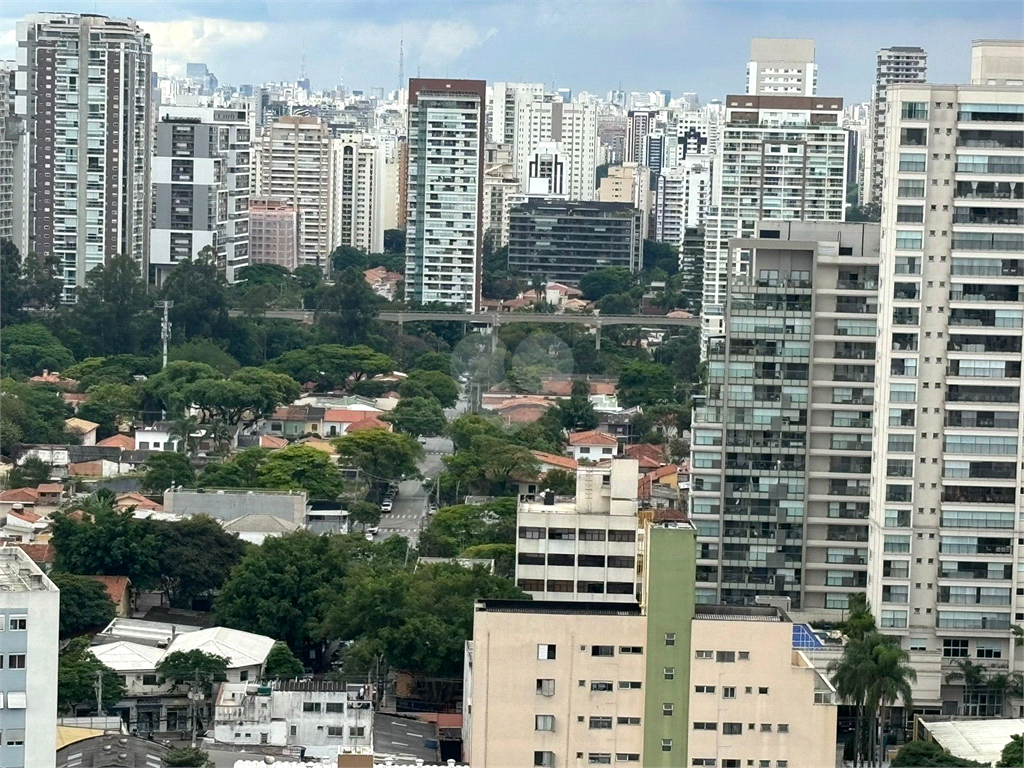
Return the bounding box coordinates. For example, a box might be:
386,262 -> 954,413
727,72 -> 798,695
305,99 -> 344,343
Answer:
1,379 -> 74,453
579,266 -> 633,300
49,572 -> 117,638
157,650 -> 228,694
58,637 -> 127,715
397,369 -> 459,408
70,253 -> 159,357
269,344 -> 394,392
140,451 -> 196,494
333,429 -> 423,483
0,323 -> 75,377
385,396 -> 446,438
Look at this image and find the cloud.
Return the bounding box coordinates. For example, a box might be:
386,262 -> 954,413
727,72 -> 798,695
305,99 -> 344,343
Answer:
335,19 -> 494,69
140,17 -> 268,76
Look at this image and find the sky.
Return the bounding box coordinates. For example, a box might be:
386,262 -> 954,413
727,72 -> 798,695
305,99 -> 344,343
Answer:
1,1 -> 1021,104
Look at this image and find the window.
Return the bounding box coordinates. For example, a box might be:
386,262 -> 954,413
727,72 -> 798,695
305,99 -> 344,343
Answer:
608,530 -> 635,542
898,179 -> 926,198
239,670 -> 249,682
943,638 -> 969,657
519,526 -> 545,539
577,554 -> 603,567
898,153 -> 926,172
909,638 -> 927,651
538,644 -> 556,660
664,667 -> 675,680
881,609 -> 908,628
896,230 -> 923,250
290,726 -> 297,736
537,678 -> 555,696
901,102 -> 929,120
591,681 -> 613,692
619,646 -> 643,655
664,633 -> 676,646
723,722 -> 743,735
534,751 -> 555,767
693,722 -> 717,730
692,761 -> 716,767
738,651 -> 750,660
579,528 -> 606,541
589,716 -> 612,729
976,642 -> 1001,659
142,674 -> 158,686
607,556 -> 634,568
618,681 -> 641,690
349,726 -> 365,737
327,726 -> 345,737
325,702 -> 344,713
722,762 -> 740,768
723,686 -> 736,698
8,617 -> 26,631
535,714 -> 555,731
695,649 -> 713,659
7,692 -> 26,709
591,645 -> 614,657
616,754 -> 640,763
548,527 -> 575,540
761,723 -> 772,732
778,723 -> 789,733
588,755 -> 611,765
518,553 -> 545,565
302,702 -> 321,712
4,731 -> 24,745
778,762 -> 789,768
617,716 -> 641,725
758,687 -> 769,695
717,651 -> 735,663
661,739 -> 673,752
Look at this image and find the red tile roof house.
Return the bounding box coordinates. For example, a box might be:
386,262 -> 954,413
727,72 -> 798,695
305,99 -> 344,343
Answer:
513,451 -> 579,497
86,575 -> 132,617
624,443 -> 668,473
566,430 -> 620,462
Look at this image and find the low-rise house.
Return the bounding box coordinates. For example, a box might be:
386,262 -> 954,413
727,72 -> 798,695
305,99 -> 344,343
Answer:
515,451 -> 578,497
596,407 -> 641,443
0,483 -> 63,516
96,434 -> 136,450
364,266 -> 403,301
164,488 -> 307,527
264,406 -> 326,437
487,396 -> 555,425
638,463 -> 680,508
133,422 -> 178,452
86,575 -> 132,617
29,370 -> 79,390
2,506 -> 47,541
566,429 -> 619,462
13,445 -> 70,473
221,513 -> 302,545
65,418 -> 100,446
213,679 -> 373,751
114,493 -> 163,514
14,541 -> 55,571
344,416 -> 392,434
624,443 -> 667,473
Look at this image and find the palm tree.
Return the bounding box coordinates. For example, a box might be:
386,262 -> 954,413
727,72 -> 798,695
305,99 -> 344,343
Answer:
169,415 -> 202,457
946,658 -> 1020,717
866,636 -> 916,766
829,639 -> 874,767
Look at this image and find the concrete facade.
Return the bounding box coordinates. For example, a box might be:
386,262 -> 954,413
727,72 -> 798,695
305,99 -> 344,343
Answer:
746,38 -> 817,97
329,133 -> 385,256
248,198 -> 298,270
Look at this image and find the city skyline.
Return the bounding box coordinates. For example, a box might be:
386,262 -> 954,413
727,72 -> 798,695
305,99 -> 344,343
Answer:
2,1 -> 1021,101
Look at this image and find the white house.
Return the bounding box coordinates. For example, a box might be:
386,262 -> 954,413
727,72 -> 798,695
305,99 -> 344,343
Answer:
213,680 -> 373,751
133,422 -> 178,452
566,429 -> 619,462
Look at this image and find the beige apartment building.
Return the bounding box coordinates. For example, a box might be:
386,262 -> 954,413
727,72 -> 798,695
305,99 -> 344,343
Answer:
248,198 -> 298,271
688,605 -> 838,768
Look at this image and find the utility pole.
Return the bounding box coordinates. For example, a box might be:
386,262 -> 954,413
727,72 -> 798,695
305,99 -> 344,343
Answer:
154,301 -> 173,369
189,670 -> 201,748
95,669 -> 103,714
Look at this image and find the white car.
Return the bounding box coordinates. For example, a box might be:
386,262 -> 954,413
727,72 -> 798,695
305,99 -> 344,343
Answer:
364,533 -> 374,541
367,525 -> 380,535
381,500 -> 393,512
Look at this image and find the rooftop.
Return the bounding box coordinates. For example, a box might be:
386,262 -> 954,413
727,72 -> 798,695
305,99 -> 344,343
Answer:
922,717 -> 1024,765
567,429 -> 619,446
477,599 -> 642,616
694,604 -> 789,623
0,547 -> 58,592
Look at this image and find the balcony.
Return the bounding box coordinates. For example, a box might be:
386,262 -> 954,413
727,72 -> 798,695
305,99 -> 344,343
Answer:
953,207 -> 1024,226
946,385 -> 1021,404
949,285 -> 1021,303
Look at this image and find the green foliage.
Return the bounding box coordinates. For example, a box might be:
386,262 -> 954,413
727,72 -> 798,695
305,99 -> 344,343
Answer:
140,451 -> 196,494
595,292 -> 637,315
78,383 -> 140,439
184,366 -> 300,426
163,748 -> 214,768
386,396 -> 446,438
264,642 -> 306,679
235,263 -> 292,287
330,245 -> 369,273
439,434 -> 539,500
70,253 -> 159,357
1,378 -> 74,452
333,429 -> 424,483
842,592 -> 877,641
156,515 -> 248,608
49,572 -> 116,638
997,734 -> 1023,768
269,344 -> 394,392
642,239 -> 679,275
140,360 -> 221,417
64,354 -> 159,390
292,265 -> 324,291
847,202 -> 881,223
160,251 -> 231,343
314,267 -> 384,345
541,469 -> 576,495
383,229 -> 406,254
257,445 -> 345,499
169,339 -> 240,376
446,414 -> 504,452
890,740 -> 983,767
418,498 -> 518,559
58,637 -> 127,714
579,266 -> 633,300
409,351 -> 453,375
552,386 -> 598,431
198,447 -> 268,487
617,361 -> 677,407
157,649 -> 228,694
398,370 -> 459,408
349,501 -> 382,530
459,543 -> 515,579
6,457 -> 53,488
0,323 -> 75,377
0,239 -> 63,324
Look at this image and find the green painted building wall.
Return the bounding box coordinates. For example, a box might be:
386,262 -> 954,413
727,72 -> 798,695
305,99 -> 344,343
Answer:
642,523 -> 697,767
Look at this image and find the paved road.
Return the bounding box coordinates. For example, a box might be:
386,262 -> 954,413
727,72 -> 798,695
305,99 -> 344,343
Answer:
374,436 -> 451,547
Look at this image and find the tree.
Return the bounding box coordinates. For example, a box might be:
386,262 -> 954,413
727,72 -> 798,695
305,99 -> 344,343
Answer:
617,361 -> 677,407
235,263 -> 292,287
197,447 -> 268,488
869,636 -> 917,766
554,384 -> 598,431
0,239 -> 26,325
255,445 -> 344,499
155,516 -> 247,608
168,415 -> 203,457
163,748 -> 214,768
6,457 -> 53,488
0,323 -> 75,376
383,229 -> 406,254
70,253 -> 157,356
890,740 -> 983,767
1,379 -> 73,450
264,642 -> 306,679
269,344 -> 394,392
157,649 -> 228,694
998,734 -> 1023,768
643,239 -> 679,275
540,469 -> 576,495
418,498 -> 517,559
409,351 -> 452,375
314,267 -> 384,345
78,383 -> 140,439
842,592 -> 877,642
140,360 -> 221,417
51,499 -> 164,591
397,370 -> 459,408
596,292 -> 638,315
169,339 -> 240,376
184,367 -> 300,427
58,637 -> 127,715
579,266 -> 632,300
330,245 -> 369,273
386,396 -> 446,438
159,251 -> 231,342
333,429 -> 424,483
49,572 -> 116,638
459,543 -> 515,579
293,264 -> 324,291
63,354 -> 159,390
140,451 -> 196,494
349,501 -> 382,531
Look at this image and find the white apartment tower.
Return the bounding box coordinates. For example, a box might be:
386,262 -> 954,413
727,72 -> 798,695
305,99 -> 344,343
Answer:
482,142 -> 520,247
151,104 -> 252,285
702,94 -> 848,345
15,13 -> 152,301
0,61 -> 21,244
405,78 -> 486,311
625,109 -> 655,165
525,141 -> 566,196
257,116 -> 332,270
329,133 -> 385,255
0,547 -> 60,768
865,47 -> 928,206
867,41 -> 1024,709
747,38 -> 817,96
654,158 -> 711,248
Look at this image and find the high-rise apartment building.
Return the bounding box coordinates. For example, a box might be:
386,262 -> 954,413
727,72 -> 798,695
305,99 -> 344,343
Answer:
329,133 -> 385,255
746,38 -> 817,96
0,547 -> 60,768
867,41 -> 1024,706
0,61 -> 21,244
515,460 -> 641,603
405,78 -> 486,311
865,47 -> 928,206
482,142 -> 520,248
248,198 -> 298,271
15,13 -> 152,301
507,199 -> 644,284
525,141 -> 566,196
490,81 -> 545,145
654,158 -> 711,248
625,109 -> 655,165
691,221 -> 881,613
151,104 -> 251,285
257,116 -> 332,269
702,94 -> 847,344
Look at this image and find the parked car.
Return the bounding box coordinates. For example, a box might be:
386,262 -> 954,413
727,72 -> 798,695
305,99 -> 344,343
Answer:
428,502 -> 438,515
381,500 -> 393,512
367,525 -> 379,535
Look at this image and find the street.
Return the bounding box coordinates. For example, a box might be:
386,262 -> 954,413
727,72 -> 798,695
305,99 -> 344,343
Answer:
374,435 -> 451,547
